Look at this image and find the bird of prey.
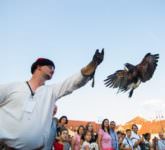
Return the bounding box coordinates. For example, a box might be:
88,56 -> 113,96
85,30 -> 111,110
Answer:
104,53 -> 159,97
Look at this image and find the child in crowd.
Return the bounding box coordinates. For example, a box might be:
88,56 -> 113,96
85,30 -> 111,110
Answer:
81,130 -> 93,150
71,125 -> 85,150
53,127 -> 70,150
121,129 -> 134,150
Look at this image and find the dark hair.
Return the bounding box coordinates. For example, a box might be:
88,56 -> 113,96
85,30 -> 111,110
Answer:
77,125 -> 85,134
110,121 -> 116,125
101,119 -> 110,133
59,115 -> 68,124
132,124 -> 138,129
31,58 -> 55,74
126,129 -> 131,132
81,130 -> 91,141
117,131 -> 122,135
143,133 -> 151,140
59,127 -> 68,135
86,122 -> 94,132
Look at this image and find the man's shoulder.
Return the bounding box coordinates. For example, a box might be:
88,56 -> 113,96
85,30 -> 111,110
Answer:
110,129 -> 117,135
0,82 -> 25,89
10,81 -> 25,85
11,82 -> 27,89
131,131 -> 140,139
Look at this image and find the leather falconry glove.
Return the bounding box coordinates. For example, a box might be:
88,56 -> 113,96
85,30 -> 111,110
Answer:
81,48 -> 104,87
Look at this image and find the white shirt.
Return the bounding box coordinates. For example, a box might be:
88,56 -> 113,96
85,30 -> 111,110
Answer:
122,136 -> 134,150
158,139 -> 165,150
0,72 -> 89,149
131,131 -> 141,150
81,141 -> 92,150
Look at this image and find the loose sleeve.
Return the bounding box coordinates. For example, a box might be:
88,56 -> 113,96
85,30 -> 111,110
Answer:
50,71 -> 90,101
0,84 -> 10,105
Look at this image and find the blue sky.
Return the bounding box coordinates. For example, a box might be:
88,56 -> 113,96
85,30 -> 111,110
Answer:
1,0 -> 165,124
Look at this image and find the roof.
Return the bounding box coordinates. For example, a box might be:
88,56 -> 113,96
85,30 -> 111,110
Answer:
65,116 -> 165,134
118,116 -> 165,134
66,120 -> 100,132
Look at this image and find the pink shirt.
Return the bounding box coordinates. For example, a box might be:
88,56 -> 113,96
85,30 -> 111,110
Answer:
99,128 -> 113,150
72,134 -> 81,150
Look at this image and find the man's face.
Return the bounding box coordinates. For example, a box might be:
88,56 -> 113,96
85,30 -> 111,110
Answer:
132,125 -> 138,133
39,65 -> 55,80
110,121 -> 116,130
126,130 -> 131,138
159,132 -> 165,139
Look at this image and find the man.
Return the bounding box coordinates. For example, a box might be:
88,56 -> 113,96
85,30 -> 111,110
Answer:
157,132 -> 165,150
109,121 -> 119,150
0,49 -> 104,149
131,124 -> 144,150
121,129 -> 134,150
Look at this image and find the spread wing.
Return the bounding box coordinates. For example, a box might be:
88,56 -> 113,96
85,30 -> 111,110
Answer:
137,53 -> 159,82
104,70 -> 132,92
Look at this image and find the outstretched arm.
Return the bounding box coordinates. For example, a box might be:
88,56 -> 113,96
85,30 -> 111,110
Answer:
51,49 -> 104,100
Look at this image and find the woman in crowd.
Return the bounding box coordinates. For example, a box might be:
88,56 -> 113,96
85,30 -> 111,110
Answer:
86,122 -> 98,143
142,133 -> 152,150
86,122 -> 99,149
98,119 -> 113,150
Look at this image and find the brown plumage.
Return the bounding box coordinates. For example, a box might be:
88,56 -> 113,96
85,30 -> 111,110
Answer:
104,53 -> 159,97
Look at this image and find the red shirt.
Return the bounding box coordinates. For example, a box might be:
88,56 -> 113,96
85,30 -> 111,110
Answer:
54,141 -> 64,150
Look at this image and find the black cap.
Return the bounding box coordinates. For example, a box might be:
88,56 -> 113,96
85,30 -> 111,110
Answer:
31,58 -> 55,74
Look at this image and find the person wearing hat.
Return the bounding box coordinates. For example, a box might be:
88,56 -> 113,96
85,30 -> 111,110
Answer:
0,49 -> 104,150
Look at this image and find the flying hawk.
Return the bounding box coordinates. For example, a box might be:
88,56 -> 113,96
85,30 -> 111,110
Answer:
104,53 -> 159,97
